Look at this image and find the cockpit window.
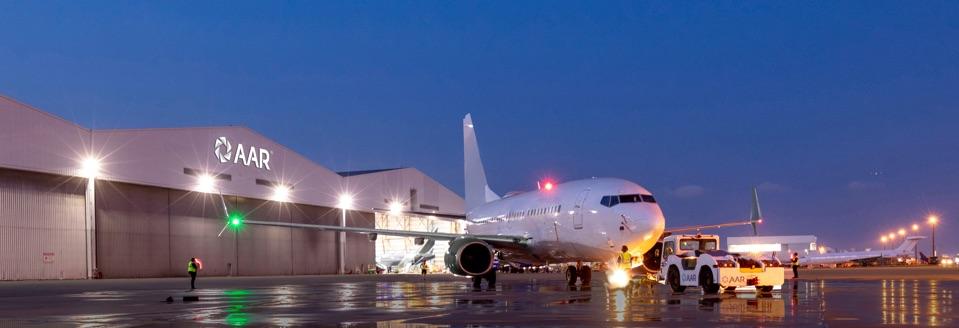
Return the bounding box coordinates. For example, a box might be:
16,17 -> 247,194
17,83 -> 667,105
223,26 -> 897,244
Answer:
600,195 -> 619,207
600,194 -> 656,207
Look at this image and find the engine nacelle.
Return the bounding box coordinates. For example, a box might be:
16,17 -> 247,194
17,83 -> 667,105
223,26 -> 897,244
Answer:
444,237 -> 494,276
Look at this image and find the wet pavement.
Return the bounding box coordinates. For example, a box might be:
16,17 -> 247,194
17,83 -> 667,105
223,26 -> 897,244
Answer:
0,273 -> 956,327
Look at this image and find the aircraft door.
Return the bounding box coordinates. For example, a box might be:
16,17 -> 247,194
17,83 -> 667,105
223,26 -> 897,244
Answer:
573,189 -> 590,229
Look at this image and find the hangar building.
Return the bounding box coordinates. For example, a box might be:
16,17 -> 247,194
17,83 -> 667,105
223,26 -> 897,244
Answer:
0,94 -> 464,280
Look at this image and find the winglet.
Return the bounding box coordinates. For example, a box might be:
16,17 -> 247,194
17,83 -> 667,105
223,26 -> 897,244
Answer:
749,187 -> 762,236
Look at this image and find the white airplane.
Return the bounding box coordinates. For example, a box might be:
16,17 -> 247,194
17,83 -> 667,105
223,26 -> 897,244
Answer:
799,236 -> 924,266
237,114 -> 760,287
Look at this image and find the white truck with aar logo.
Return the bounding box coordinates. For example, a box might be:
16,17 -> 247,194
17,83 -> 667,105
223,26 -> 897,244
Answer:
655,234 -> 784,293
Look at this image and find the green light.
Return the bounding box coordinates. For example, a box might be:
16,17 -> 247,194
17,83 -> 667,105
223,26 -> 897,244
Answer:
228,213 -> 243,227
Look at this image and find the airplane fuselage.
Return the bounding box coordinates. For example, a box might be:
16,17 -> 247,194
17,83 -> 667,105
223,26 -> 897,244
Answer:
465,177 -> 666,264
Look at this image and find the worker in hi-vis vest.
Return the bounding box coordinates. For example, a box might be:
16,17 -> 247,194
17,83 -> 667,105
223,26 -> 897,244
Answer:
188,258 -> 199,290
618,245 -> 633,270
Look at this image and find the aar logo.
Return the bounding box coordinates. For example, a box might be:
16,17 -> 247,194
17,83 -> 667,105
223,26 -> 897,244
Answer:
214,137 -> 233,163
213,137 -> 272,170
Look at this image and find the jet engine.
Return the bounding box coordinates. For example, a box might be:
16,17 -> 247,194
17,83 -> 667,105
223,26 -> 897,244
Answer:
444,237 -> 494,276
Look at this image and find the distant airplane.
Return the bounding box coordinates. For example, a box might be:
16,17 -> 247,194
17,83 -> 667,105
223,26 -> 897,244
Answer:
799,236 -> 924,266
376,233 -> 437,273
236,114 -> 760,286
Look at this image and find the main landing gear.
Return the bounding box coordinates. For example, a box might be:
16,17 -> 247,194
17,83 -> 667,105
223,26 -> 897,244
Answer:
565,264 -> 592,286
472,270 -> 497,290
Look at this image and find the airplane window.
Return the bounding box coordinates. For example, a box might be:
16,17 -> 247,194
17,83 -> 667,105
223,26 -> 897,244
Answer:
601,196 -> 611,207
641,194 -> 656,203
619,194 -> 642,203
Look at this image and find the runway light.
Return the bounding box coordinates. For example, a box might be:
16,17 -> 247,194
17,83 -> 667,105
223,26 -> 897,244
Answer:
898,228 -> 906,236
79,157 -> 101,178
607,268 -> 630,289
388,201 -> 403,215
271,184 -> 291,202
195,174 -> 216,193
912,224 -> 919,231
337,194 -> 354,210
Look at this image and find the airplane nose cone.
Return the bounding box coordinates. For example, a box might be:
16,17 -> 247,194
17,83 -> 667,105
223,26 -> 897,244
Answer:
618,206 -> 666,254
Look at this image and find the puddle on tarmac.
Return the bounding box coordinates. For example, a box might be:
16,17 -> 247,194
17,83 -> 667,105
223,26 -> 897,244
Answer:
1,276 -> 956,326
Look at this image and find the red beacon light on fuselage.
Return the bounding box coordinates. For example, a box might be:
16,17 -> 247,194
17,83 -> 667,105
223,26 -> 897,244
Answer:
538,180 -> 555,191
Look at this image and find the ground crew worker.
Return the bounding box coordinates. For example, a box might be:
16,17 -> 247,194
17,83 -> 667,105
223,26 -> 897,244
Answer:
188,258 -> 199,290
618,245 -> 632,270
420,261 -> 429,275
790,252 -> 799,279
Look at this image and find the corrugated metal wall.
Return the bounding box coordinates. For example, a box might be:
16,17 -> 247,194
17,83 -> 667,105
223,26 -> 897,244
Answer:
0,169 -> 87,280
94,180 -> 375,278
96,182 -> 172,278
168,191 -> 238,277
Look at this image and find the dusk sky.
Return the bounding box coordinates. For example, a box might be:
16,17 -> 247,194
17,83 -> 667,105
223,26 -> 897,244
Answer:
1,2 -> 957,253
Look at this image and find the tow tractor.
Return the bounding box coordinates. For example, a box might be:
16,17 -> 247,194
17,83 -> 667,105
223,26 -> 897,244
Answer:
638,233 -> 784,293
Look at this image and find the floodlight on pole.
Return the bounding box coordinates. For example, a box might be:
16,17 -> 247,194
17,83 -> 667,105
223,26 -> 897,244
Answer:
898,228 -> 906,236
79,157 -> 101,179
336,192 -> 353,275
928,215 -> 940,257
337,194 -> 354,210
912,224 -> 919,232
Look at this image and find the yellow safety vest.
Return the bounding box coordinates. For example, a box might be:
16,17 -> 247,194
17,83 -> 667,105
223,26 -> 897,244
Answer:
620,252 -> 632,268
188,262 -> 197,273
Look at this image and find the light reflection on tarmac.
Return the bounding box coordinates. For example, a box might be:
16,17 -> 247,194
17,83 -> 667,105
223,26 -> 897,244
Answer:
0,274 -> 955,327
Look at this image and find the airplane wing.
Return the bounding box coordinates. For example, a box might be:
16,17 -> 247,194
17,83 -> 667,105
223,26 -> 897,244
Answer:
664,187 -> 763,235
370,208 -> 467,221
241,219 -> 531,245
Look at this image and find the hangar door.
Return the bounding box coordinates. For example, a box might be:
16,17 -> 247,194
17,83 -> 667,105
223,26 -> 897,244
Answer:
0,169 -> 88,280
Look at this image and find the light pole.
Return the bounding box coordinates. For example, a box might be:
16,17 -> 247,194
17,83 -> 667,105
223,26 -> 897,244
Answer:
928,215 -> 939,258
881,236 -> 888,250
912,223 -> 920,262
80,157 -> 101,279
337,194 -> 354,275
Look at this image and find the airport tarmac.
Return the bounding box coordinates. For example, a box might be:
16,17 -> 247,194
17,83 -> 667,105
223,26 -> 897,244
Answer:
0,268 -> 956,327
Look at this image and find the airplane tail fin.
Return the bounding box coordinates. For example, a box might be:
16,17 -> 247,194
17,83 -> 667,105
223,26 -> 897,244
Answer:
463,114 -> 500,210
895,236 -> 924,253
748,187 -> 763,236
